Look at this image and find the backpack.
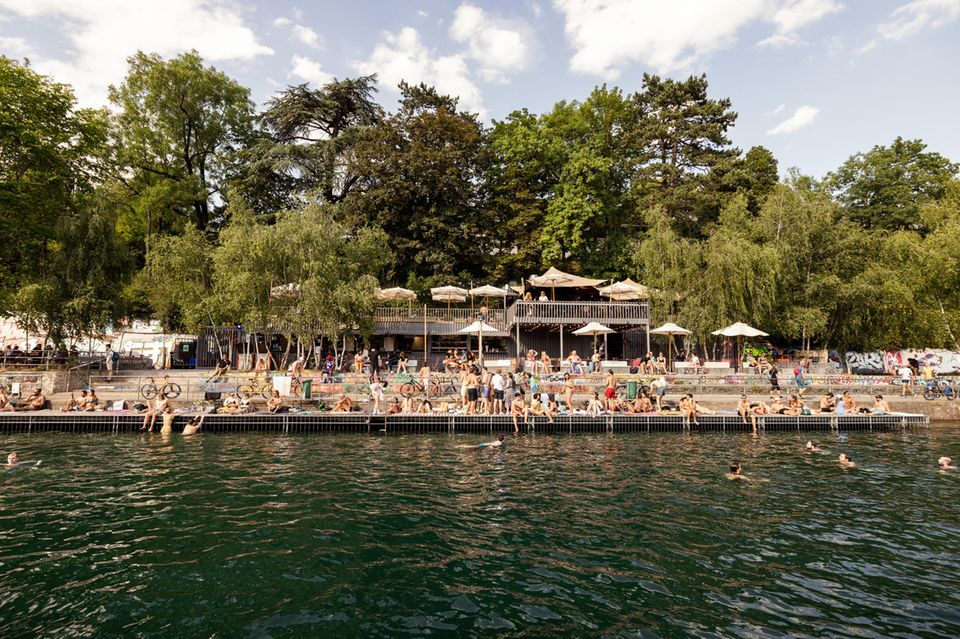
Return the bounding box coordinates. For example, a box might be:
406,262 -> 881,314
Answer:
111,351 -> 120,363
793,367 -> 800,376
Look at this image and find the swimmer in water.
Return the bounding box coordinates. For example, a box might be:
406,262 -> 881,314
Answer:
839,453 -> 856,468
6,452 -> 18,467
460,435 -> 507,449
4,452 -> 39,471
726,462 -> 749,481
938,456 -> 955,470
183,414 -> 205,435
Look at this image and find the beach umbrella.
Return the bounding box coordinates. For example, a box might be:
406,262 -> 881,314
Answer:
376,287 -> 417,301
468,285 -> 505,297
431,285 -> 468,316
711,322 -> 769,372
573,321 -> 616,355
650,322 -> 692,369
528,267 -> 605,300
459,320 -> 500,365
597,278 -> 649,301
376,287 -> 417,316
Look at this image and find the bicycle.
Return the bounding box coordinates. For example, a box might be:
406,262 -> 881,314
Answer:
140,375 -> 182,400
923,378 -> 956,401
237,378 -> 273,400
399,376 -> 458,399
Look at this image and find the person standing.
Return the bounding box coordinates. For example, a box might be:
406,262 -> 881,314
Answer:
105,344 -> 117,382
604,369 -> 617,411
898,362 -> 914,397
491,369 -> 505,414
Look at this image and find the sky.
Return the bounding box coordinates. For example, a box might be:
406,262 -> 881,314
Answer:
1,0 -> 958,177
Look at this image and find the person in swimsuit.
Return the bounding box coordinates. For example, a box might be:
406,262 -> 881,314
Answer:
183,414 -> 205,435
140,393 -> 169,432
726,462 -> 749,481
839,453 -> 856,468
938,456 -> 955,470
562,373 -> 575,411
510,394 -> 527,432
465,367 -> 479,415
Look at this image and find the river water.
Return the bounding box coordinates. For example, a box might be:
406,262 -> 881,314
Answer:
1,428 -> 959,638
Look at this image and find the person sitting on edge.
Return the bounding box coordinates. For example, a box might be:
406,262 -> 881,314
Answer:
416,399 -> 432,414
784,394 -> 803,417
726,462 -> 749,481
207,355 -> 230,383
819,392 -> 835,413
770,396 -> 787,415
680,394 -> 699,426
387,397 -> 401,414
938,456 -> 955,470
737,395 -> 751,424
331,394 -> 353,412
839,453 -> 856,468
267,390 -> 286,414
60,390 -> 84,412
511,394 -> 527,432
182,414 -> 205,435
139,393 -> 169,431
586,392 -> 604,417
872,394 -> 891,415
632,393 -> 653,413
841,391 -> 857,414
82,389 -> 101,411
216,393 -> 240,414
529,393 -> 554,423
400,395 -> 415,414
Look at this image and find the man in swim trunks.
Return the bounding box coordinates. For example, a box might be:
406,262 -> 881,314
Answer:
604,370 -> 617,411
650,376 -> 667,411
465,367 -> 479,414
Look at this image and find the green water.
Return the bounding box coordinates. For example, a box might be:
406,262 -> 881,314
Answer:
1,429 -> 959,638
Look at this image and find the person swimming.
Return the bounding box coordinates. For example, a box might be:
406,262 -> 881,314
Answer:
4,451 -> 40,471
839,453 -> 856,468
470,435 -> 507,448
938,456 -> 955,470
183,414 -> 205,435
805,440 -> 831,455
726,462 -> 749,481
6,452 -> 18,467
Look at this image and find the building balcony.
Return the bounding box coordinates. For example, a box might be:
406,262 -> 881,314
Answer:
505,301 -> 649,327
372,307 -> 509,336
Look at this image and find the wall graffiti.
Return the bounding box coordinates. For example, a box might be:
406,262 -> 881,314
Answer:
846,349 -> 960,374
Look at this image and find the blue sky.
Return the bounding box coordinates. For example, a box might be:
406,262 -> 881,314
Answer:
1,0 -> 958,176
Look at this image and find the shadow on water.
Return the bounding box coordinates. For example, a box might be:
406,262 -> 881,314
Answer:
1,428 -> 959,637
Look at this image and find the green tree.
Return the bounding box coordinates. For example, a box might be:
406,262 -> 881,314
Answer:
109,51 -> 255,237
234,76 -> 383,213
345,82 -> 490,280
828,137 -> 958,231
0,56 -> 107,304
627,73 -> 739,234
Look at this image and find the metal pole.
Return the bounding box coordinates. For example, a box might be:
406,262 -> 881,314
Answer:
560,324 -> 564,362
515,321 -> 520,361
423,304 -> 427,364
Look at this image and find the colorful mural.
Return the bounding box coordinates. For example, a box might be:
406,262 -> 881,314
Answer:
846,350 -> 960,374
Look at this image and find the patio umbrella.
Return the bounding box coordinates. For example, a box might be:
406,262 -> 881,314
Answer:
468,285 -> 505,297
649,322 -> 692,369
573,321 -> 616,355
376,287 -> 417,316
458,320 -> 500,365
597,278 -> 649,301
528,267 -> 604,300
431,285 -> 468,316
711,322 -> 769,372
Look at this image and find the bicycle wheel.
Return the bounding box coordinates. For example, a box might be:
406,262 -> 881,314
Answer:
259,385 -> 273,400
162,382 -> 182,399
237,384 -> 255,398
140,384 -> 157,400
400,383 -> 417,398
923,389 -> 937,401
945,387 -> 956,401
429,383 -> 443,397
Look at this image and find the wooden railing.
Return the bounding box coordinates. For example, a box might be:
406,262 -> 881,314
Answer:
506,301 -> 649,326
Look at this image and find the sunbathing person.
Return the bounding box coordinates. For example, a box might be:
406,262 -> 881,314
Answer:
61,390 -> 85,412
819,392 -> 835,413
415,399 -> 432,414
784,394 -> 803,416
82,390 -> 101,411
586,392 -> 604,417
331,394 -> 353,412
872,395 -> 891,415
631,393 -> 653,413
7,389 -> 46,412
387,397 -> 402,414
400,395 -> 415,414
679,394 -> 699,426
218,393 -> 242,414
267,390 -> 286,414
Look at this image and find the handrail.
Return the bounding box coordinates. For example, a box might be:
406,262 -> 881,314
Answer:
507,300 -> 649,325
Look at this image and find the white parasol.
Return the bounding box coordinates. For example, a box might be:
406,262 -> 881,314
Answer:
650,322 -> 692,369
458,320 -> 500,365
711,322 -> 769,372
573,322 -> 616,354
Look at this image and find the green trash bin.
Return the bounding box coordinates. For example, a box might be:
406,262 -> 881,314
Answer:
626,380 -> 638,400
301,379 -> 312,400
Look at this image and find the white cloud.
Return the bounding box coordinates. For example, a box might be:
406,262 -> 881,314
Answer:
553,0 -> 845,77
289,54 -> 333,86
554,0 -> 771,77
0,35 -> 30,56
758,0 -> 844,47
292,24 -> 322,49
766,105 -> 819,135
449,3 -> 530,82
354,27 -> 484,115
272,16 -> 291,27
418,10 -> 429,18
0,0 -> 273,106
876,0 -> 960,40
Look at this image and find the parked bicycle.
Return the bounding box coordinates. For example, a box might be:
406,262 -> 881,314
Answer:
923,378 -> 956,401
237,378 -> 273,400
398,375 -> 459,399
140,375 -> 182,400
